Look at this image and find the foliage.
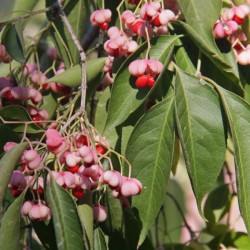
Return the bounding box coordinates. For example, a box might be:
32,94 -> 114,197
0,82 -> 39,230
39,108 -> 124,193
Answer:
1,0 -> 250,249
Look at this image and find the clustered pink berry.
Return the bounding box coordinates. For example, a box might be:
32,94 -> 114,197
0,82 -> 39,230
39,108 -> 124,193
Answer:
26,105 -> 49,126
46,129 -> 68,155
0,44 -> 12,63
44,128 -> 142,217
8,170 -> 27,197
23,150 -> 43,170
128,59 -> 164,88
0,86 -> 42,105
213,4 -> 250,65
22,201 -> 51,221
45,129 -> 103,200
93,205 -> 107,222
104,27 -> 139,57
90,9 -> 112,31
93,3 -> 176,89
5,141 -> 49,222
0,75 -> 50,127
4,106 -> 143,224
102,170 -> 142,198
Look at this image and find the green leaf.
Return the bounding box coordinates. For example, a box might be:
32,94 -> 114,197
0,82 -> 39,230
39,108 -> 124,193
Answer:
204,184 -> 230,225
0,191 -> 26,250
32,220 -> 58,250
2,23 -> 25,63
46,0 -> 90,67
39,91 -> 57,119
95,88 -> 110,133
213,86 -> 250,233
174,68 -> 226,210
77,192 -> 94,250
150,180 -> 185,246
126,95 -> 175,246
177,0 -> 242,90
177,0 -> 221,30
0,105 -> 44,133
174,37 -> 196,75
94,227 -> 107,250
103,189 -> 123,233
104,35 -> 179,137
46,175 -> 85,250
0,142 -> 27,213
200,52 -> 241,94
11,0 -> 37,18
209,231 -> 250,250
47,57 -> 106,87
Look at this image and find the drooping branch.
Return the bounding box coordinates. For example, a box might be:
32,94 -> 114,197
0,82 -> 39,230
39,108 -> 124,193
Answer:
55,0 -> 87,131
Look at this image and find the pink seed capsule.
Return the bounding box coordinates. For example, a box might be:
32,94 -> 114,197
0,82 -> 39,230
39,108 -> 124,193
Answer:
120,177 -> 143,197
3,142 -> 17,152
9,170 -> 27,190
28,202 -> 51,221
74,173 -> 91,190
102,170 -> 122,189
21,201 -> 34,216
93,205 -> 107,222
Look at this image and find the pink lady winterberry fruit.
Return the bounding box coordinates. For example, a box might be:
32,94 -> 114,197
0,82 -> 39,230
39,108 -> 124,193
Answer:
90,9 -> 112,31
93,205 -> 108,222
129,59 -> 163,88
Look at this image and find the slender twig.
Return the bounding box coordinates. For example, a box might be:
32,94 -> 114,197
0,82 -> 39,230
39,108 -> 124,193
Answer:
166,192 -> 196,240
59,109 -> 82,132
0,7 -> 52,30
56,0 -> 87,130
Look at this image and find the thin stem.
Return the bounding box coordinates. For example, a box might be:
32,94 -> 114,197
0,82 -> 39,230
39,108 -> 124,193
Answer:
0,7 -> 52,30
134,0 -> 144,14
56,0 -> 87,129
116,0 -> 126,31
145,27 -> 151,59
196,51 -> 202,77
166,192 -> 196,240
51,22 -> 73,66
60,109 -> 83,132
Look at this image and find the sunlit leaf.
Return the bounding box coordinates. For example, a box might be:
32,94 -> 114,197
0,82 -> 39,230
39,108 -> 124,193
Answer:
177,0 -> 242,90
126,95 -> 175,246
46,0 -> 90,67
2,23 -> 25,63
77,192 -> 94,250
11,0 -> 37,18
174,68 -> 226,210
204,184 -> 230,225
0,191 -> 26,250
94,227 -> 107,250
214,85 -> 250,232
46,175 -> 84,250
0,105 -> 44,133
47,57 -> 106,88
0,142 -> 27,212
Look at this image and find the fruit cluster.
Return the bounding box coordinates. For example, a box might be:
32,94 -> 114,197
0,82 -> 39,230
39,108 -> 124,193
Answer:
213,4 -> 250,65
90,1 -> 177,89
5,127 -> 142,223
0,46 -> 72,126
